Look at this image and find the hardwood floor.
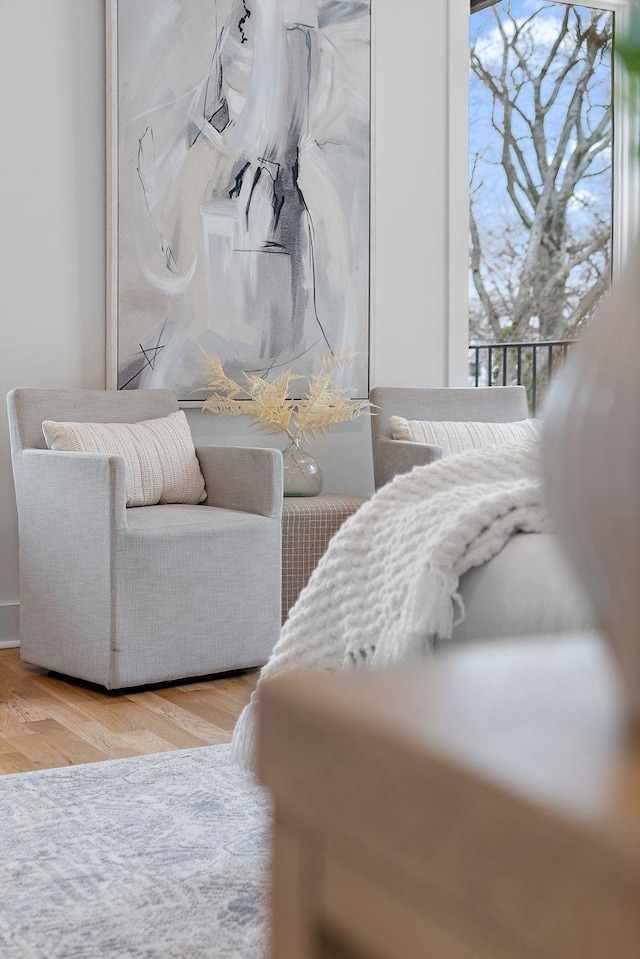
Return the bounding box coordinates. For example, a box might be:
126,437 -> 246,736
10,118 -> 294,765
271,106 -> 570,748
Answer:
0,648 -> 258,775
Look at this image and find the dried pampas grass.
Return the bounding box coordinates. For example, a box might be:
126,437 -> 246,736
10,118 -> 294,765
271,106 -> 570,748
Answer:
200,351 -> 371,443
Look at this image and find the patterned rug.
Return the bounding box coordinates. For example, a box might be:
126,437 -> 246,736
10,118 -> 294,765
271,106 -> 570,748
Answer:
0,745 -> 270,958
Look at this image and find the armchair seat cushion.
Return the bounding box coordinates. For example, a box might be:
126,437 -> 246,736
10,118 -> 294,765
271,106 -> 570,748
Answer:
125,503 -> 270,532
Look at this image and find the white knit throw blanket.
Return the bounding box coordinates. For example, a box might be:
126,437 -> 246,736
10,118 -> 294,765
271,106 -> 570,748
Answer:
232,440 -> 551,769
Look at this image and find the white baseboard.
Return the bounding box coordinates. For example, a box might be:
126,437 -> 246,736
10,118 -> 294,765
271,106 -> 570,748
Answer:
0,603 -> 20,648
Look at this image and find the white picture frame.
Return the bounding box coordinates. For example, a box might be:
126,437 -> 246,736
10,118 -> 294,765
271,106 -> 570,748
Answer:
106,0 -> 371,404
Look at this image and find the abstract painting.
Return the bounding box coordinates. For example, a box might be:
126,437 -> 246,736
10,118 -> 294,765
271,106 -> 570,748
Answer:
108,0 -> 370,402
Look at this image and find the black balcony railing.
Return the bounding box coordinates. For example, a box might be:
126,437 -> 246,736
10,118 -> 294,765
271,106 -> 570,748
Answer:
469,339 -> 577,415
469,340 -> 577,416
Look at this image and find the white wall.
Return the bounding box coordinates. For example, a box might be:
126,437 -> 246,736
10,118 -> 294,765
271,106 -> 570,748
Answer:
0,1 -> 107,644
0,0 -> 464,644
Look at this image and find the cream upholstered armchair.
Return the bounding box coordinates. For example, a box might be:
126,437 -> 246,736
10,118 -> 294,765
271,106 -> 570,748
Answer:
7,388 -> 282,689
370,385 -> 529,490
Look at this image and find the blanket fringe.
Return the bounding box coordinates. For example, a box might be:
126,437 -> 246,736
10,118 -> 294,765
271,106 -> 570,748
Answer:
230,702 -> 257,773
411,563 -> 461,650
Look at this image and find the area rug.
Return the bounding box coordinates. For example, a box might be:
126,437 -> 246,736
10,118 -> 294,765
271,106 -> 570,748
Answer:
0,745 -> 270,958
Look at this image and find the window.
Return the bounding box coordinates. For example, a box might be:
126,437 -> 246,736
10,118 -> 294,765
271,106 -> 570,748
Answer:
469,0 -> 614,349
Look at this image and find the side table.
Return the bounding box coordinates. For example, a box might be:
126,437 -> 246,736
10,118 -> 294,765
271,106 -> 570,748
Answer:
259,632 -> 640,959
281,493 -> 366,623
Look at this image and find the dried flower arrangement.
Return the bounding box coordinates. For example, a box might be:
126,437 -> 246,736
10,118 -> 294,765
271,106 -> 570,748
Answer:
200,350 -> 371,444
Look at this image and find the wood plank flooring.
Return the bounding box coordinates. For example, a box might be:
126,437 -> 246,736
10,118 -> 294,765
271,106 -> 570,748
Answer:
0,648 -> 258,775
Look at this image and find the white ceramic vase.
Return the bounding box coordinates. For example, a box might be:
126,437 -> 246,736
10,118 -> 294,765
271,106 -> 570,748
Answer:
542,242 -> 640,722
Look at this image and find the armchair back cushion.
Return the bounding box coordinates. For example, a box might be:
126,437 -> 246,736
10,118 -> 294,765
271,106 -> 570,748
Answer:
42,410 -> 206,507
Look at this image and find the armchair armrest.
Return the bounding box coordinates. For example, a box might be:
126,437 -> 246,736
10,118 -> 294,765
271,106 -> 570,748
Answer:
195,446 -> 283,518
373,437 -> 444,490
17,449 -> 128,530
13,449 -> 128,686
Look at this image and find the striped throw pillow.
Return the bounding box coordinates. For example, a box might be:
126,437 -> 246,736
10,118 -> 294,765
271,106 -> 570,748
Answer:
42,410 -> 206,507
389,416 -> 539,454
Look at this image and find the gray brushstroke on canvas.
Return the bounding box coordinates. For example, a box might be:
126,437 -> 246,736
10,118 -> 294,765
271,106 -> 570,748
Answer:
117,0 -> 370,397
